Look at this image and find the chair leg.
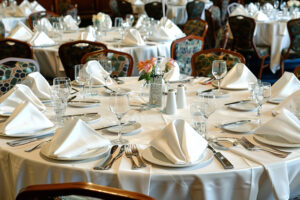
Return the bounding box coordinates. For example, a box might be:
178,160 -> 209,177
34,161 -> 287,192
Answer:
280,58 -> 285,76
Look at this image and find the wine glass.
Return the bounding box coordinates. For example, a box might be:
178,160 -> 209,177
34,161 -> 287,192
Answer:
248,81 -> 257,100
76,15 -> 81,27
212,60 -> 227,95
74,64 -> 91,99
52,77 -> 71,127
99,59 -> 112,86
115,17 -> 125,40
109,92 -> 130,144
274,0 -> 280,9
126,14 -> 135,27
190,103 -> 206,137
253,82 -> 271,125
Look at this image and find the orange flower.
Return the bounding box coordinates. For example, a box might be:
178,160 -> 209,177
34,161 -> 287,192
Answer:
137,58 -> 157,74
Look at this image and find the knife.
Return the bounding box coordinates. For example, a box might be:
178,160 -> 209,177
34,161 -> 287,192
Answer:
7,133 -> 54,147
63,112 -> 98,118
207,144 -> 234,169
166,78 -> 192,84
95,120 -> 136,131
68,100 -> 100,104
198,88 -> 214,95
219,120 -> 252,128
224,100 -> 251,106
93,145 -> 119,170
104,145 -> 125,170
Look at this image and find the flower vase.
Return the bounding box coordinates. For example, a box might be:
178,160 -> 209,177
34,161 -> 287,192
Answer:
149,75 -> 164,107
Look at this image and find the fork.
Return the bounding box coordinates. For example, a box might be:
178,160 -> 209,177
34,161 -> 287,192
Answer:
125,145 -> 139,169
25,139 -> 51,152
239,137 -> 290,158
130,144 -> 146,168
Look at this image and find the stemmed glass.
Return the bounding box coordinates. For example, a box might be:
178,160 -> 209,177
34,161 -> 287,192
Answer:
115,17 -> 125,40
274,0 -> 280,9
212,60 -> 227,95
109,92 -> 130,144
126,14 -> 135,28
51,77 -> 71,127
74,64 -> 91,99
253,82 -> 271,125
75,16 -> 81,27
99,59 -> 112,86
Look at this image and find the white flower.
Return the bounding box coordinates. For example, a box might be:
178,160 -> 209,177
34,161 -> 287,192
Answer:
287,0 -> 300,7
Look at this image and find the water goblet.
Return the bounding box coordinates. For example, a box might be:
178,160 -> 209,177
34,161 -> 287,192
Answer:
74,64 -> 91,99
76,15 -> 81,26
126,14 -> 135,27
253,82 -> 271,124
212,60 -> 227,95
274,0 -> 280,9
109,92 -> 130,144
115,17 -> 125,40
248,81 -> 257,100
99,59 -> 112,86
190,103 -> 206,137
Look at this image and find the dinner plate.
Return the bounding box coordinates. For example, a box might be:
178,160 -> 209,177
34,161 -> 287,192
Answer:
0,111 -> 11,117
107,122 -> 142,135
65,113 -> 101,124
220,120 -> 258,134
71,80 -> 104,88
104,87 -> 132,95
0,126 -> 56,138
141,147 -> 213,168
32,43 -> 58,48
253,135 -> 300,148
268,98 -> 283,104
212,80 -> 248,90
68,99 -> 100,108
40,142 -> 110,161
227,102 -> 258,112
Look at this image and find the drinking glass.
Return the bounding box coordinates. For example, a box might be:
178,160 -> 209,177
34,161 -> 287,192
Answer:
212,60 -> 227,95
115,17 -> 125,40
274,0 -> 280,9
190,103 -> 206,137
254,82 -> 271,124
76,15 -> 81,26
248,81 -> 257,100
99,59 -> 112,86
109,92 -> 130,144
52,77 -> 71,127
52,22 -> 63,43
126,14 -> 135,27
74,64 -> 91,99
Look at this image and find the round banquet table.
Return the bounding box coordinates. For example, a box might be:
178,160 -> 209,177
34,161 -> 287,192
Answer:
1,77 -> 300,200
32,29 -> 172,79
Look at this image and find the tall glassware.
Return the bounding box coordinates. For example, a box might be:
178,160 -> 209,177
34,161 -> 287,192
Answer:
74,64 -> 90,98
99,59 -> 112,86
212,60 -> 227,95
254,82 -> 271,124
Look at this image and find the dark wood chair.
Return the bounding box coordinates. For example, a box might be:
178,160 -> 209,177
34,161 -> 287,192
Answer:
28,11 -> 60,30
171,35 -> 205,75
280,18 -> 300,75
186,0 -> 205,20
145,2 -> 167,20
205,6 -> 222,49
0,38 -> 33,60
81,49 -> 134,77
58,40 -> 108,80
294,65 -> 300,79
0,20 -> 5,40
183,18 -> 208,39
16,182 -> 155,200
215,25 -> 229,49
191,48 -> 245,77
229,15 -> 270,79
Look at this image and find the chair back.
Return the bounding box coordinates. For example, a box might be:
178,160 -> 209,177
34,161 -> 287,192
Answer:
183,18 -> 208,38
118,0 -> 133,17
81,49 -> 134,77
0,57 -> 39,96
110,0 -> 122,18
186,1 -> 205,20
16,182 -> 155,200
191,48 -> 245,76
205,6 -> 221,48
0,20 -> 5,40
28,11 -> 59,30
287,18 -> 300,53
0,39 -> 33,60
66,4 -> 78,18
215,26 -> 229,49
145,2 -> 167,20
58,40 -> 108,80
171,35 -> 205,75
294,65 -> 300,79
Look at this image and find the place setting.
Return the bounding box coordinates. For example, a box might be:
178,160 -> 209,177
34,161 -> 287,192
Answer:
217,119 -> 259,134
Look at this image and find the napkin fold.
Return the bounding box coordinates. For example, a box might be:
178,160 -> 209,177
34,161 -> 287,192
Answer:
8,21 -> 33,41
254,109 -> 300,145
134,14 -> 147,29
84,60 -> 113,85
17,0 -> 32,17
63,15 -> 78,30
30,0 -> 46,12
273,90 -> 300,115
220,63 -> 257,89
253,11 -> 269,21
122,28 -> 145,46
270,72 -> 300,101
0,102 -> 54,135
44,119 -> 110,158
40,18 -> 53,32
150,119 -> 207,164
0,84 -> 45,114
29,31 -> 55,46
22,72 -> 52,100
159,58 -> 180,81
230,5 -> 248,16
78,31 -> 95,41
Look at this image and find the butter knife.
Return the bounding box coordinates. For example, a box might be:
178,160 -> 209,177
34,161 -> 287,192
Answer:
7,133 -> 54,147
220,120 -> 252,128
93,145 -> 118,170
198,88 -> 214,94
104,145 -> 125,170
207,144 -> 234,169
224,100 -> 251,106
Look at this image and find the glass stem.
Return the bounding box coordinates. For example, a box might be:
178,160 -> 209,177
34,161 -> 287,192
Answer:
117,117 -> 123,142
257,104 -> 262,125
218,79 -> 221,92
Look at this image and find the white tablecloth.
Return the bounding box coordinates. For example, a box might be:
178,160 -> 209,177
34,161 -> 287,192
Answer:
1,77 -> 300,200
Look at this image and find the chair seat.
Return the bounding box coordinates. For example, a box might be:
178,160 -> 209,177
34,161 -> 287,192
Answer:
281,48 -> 300,59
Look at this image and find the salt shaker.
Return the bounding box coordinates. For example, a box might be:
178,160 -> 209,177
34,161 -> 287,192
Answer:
176,84 -> 186,109
165,89 -> 177,115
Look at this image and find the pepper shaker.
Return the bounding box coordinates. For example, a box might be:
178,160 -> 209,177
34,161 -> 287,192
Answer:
165,89 -> 177,115
176,84 -> 186,109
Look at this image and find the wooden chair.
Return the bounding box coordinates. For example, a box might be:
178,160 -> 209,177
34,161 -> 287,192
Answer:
145,2 -> 167,20
118,0 -> 133,17
294,65 -> 300,79
81,49 -> 134,77
229,15 -> 270,79
215,25 -> 229,49
0,57 -> 39,96
183,18 -> 208,38
0,20 -> 4,40
58,40 -> 108,80
186,0 -> 205,20
191,48 -> 245,77
0,38 -> 33,60
16,182 -> 155,200
205,6 -> 222,49
171,35 -> 205,75
280,18 -> 300,75
28,11 -> 60,30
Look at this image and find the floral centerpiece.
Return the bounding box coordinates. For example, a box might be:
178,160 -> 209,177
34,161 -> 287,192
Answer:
137,57 -> 176,83
287,0 -> 300,8
92,12 -> 112,30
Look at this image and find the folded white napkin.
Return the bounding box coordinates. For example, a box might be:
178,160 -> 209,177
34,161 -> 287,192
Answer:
0,84 -> 45,114
8,21 -> 33,41
273,90 -> 300,115
63,15 -> 78,30
78,31 -> 95,41
134,14 -> 147,29
150,119 -> 207,164
22,72 -> 52,100
0,102 -> 54,135
253,11 -> 269,21
40,18 -> 53,32
150,17 -> 184,41
230,5 -> 248,16
254,109 -> 300,145
29,31 -> 55,46
220,63 -> 257,89
44,119 -> 110,158
159,58 -> 180,81
122,29 -> 145,46
84,60 -> 113,85
17,0 -> 32,17
270,72 -> 300,101
30,0 -> 46,12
